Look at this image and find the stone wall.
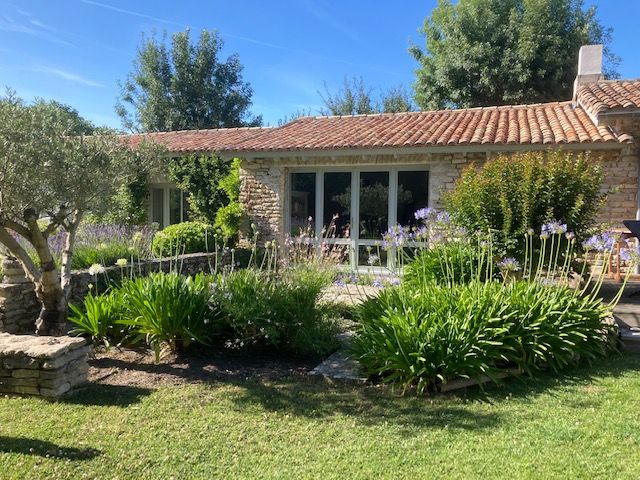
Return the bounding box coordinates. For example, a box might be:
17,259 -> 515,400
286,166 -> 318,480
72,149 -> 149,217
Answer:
0,333 -> 90,398
239,148 -> 631,243
0,258 -> 42,335
0,252 -> 223,335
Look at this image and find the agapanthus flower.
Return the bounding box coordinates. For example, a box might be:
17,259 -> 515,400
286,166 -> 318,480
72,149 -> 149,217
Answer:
115,258 -> 128,267
435,211 -> 451,223
372,278 -> 383,288
334,277 -> 346,288
583,232 -> 616,252
390,277 -> 401,286
414,207 -> 436,220
367,254 -> 380,265
88,263 -> 105,276
497,257 -> 521,272
541,220 -> 568,236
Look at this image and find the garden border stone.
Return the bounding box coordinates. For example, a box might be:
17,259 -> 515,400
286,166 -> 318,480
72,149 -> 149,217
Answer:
0,332 -> 91,399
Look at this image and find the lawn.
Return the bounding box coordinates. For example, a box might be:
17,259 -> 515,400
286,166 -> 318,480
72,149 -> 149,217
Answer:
2,351 -> 640,479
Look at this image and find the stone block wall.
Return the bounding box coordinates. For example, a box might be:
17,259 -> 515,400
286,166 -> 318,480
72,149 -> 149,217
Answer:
0,258 -> 41,335
0,252 -> 224,335
239,148 -> 631,243
0,333 -> 90,398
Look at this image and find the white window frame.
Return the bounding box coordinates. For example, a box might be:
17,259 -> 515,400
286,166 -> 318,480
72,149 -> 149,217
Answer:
149,184 -> 188,229
286,165 -> 430,272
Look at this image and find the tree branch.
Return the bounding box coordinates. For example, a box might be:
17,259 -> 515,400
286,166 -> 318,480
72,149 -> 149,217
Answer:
60,209 -> 83,299
1,219 -> 32,241
0,227 -> 41,282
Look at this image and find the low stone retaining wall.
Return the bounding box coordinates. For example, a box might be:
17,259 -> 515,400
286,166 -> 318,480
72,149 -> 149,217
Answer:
0,252 -> 222,335
0,333 -> 90,398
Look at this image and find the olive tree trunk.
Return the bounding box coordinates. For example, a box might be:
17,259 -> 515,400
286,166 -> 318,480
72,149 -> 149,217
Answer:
0,209 -> 82,336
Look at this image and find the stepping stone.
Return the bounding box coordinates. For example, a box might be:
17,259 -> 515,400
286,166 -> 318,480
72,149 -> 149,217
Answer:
309,349 -> 367,384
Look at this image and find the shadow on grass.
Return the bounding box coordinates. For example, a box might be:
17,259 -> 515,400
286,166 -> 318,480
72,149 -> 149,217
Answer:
0,436 -> 100,460
230,377 -> 501,432
226,350 -> 640,431
62,383 -> 153,407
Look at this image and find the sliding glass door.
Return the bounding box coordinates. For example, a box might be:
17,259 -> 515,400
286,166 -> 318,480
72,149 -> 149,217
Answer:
289,167 -> 429,270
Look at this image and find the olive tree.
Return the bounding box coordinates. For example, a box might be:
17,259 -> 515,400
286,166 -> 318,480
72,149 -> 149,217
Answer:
0,92 -> 160,335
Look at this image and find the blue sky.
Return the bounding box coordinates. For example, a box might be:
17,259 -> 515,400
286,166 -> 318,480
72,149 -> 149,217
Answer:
1,0 -> 638,129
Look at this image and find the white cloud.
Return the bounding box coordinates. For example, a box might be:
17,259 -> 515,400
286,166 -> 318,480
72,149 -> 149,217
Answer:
33,66 -> 103,88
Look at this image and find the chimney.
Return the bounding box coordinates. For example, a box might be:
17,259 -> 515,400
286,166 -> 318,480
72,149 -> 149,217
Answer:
573,44 -> 604,101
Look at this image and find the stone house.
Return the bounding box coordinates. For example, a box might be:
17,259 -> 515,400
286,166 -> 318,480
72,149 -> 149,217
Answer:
129,45 -> 640,270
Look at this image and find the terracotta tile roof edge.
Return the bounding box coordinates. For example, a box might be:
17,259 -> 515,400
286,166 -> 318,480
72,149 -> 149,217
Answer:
301,101 -> 574,121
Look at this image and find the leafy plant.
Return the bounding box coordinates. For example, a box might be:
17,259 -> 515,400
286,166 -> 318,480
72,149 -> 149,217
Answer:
68,290 -> 127,348
152,221 -> 216,256
352,279 -> 617,395
212,266 -> 339,358
117,272 -> 219,361
443,151 -> 607,255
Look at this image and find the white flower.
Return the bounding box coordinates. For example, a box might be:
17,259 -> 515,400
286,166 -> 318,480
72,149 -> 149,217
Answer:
115,258 -> 128,267
88,263 -> 105,276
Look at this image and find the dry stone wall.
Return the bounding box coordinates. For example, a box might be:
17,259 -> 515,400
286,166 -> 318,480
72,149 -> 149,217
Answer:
0,252 -> 223,335
0,333 -> 90,398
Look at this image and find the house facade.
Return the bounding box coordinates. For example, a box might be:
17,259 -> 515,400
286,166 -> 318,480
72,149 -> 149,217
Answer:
129,46 -> 640,270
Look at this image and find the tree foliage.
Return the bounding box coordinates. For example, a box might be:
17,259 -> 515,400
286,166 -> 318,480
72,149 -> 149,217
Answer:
319,76 -> 414,115
443,151 -> 607,254
168,154 -> 231,224
117,28 -> 261,132
0,91 -> 160,334
411,0 -> 619,110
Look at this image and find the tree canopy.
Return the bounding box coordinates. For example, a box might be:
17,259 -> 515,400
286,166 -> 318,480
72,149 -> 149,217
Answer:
410,0 -> 619,110
116,28 -> 262,132
319,76 -> 414,115
0,92 -> 161,334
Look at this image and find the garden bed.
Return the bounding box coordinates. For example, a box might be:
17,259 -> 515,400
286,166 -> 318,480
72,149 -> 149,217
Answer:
88,347 -> 316,389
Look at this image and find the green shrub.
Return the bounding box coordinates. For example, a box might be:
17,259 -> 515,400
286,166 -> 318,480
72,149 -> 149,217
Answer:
443,151 -> 606,255
118,272 -> 219,361
352,280 -> 617,394
69,290 -> 127,348
152,221 -> 216,256
212,266 -> 339,358
214,202 -> 244,241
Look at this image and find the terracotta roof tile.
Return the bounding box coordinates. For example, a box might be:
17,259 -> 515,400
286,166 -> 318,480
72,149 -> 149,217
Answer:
577,79 -> 640,116
124,93 -> 633,154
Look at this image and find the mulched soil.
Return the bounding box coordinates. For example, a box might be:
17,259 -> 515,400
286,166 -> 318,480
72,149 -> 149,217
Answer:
88,347 -> 316,389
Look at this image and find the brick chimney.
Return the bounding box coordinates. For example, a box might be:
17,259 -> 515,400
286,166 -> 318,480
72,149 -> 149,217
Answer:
573,44 -> 604,102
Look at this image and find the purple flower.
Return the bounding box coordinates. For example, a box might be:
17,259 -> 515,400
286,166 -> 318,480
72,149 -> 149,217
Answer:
436,211 -> 451,223
541,220 -> 568,236
390,277 -> 401,286
334,278 -> 346,288
414,207 -> 436,220
372,278 -> 383,288
497,257 -> 521,272
583,232 -> 616,252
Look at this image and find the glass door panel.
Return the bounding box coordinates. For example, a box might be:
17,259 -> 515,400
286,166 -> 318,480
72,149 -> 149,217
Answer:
169,188 -> 182,225
397,170 -> 429,228
151,188 -> 165,228
323,172 -> 351,237
290,172 -> 316,235
358,171 -> 389,239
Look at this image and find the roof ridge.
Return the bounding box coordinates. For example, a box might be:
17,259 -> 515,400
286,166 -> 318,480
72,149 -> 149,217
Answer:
296,101 -> 575,122
125,125 -> 275,137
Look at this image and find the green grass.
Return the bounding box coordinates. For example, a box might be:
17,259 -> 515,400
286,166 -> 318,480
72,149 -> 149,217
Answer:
2,353 -> 640,479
